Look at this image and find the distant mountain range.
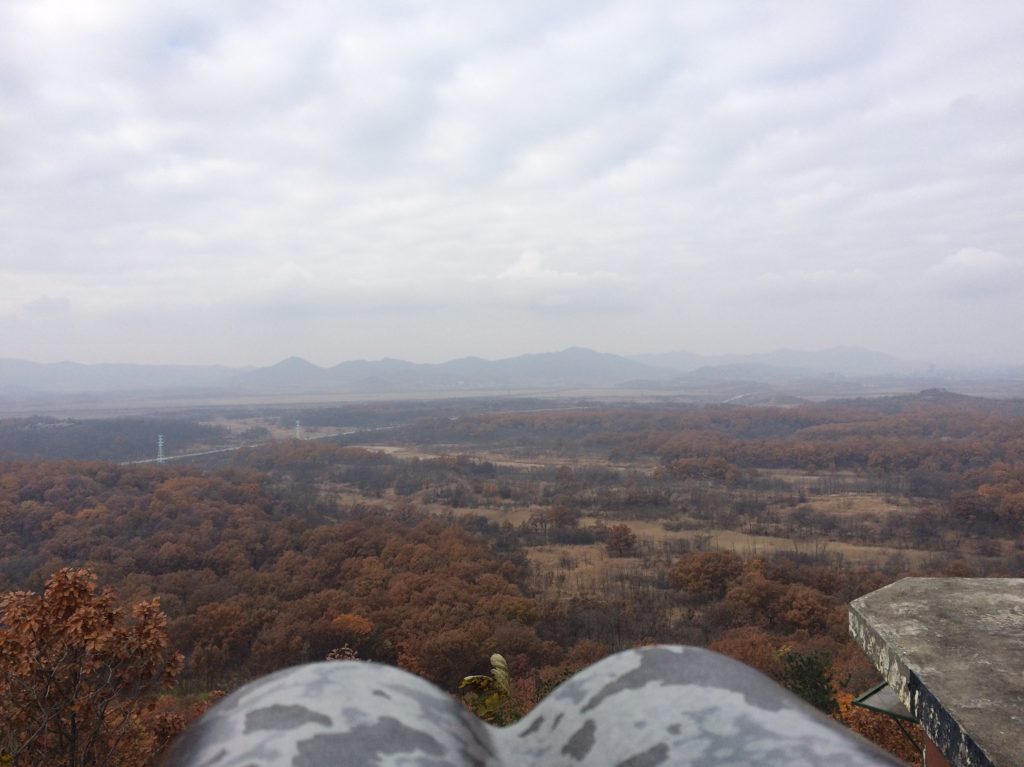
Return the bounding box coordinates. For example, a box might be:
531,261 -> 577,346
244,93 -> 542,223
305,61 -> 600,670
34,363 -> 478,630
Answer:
232,347 -> 673,393
633,346 -> 928,378
1,346 -> 1018,406
0,359 -> 244,395
0,347 -> 670,398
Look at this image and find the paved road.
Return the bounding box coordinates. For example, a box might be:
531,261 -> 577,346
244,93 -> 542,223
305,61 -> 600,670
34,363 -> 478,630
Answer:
121,430 -> 366,465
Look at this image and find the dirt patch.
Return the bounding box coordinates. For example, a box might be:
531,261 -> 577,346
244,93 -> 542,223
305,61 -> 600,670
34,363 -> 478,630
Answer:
785,493 -> 911,518
430,503 -> 537,526
526,544 -> 648,597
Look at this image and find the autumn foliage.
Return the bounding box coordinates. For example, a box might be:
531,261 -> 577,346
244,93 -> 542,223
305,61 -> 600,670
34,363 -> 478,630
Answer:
0,568 -> 182,767
838,692 -> 923,763
1,390 -> 1022,763
604,524 -> 638,557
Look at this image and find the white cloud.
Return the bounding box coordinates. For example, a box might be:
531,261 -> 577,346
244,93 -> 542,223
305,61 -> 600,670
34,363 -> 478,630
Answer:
495,251 -> 613,284
22,295 -> 72,315
926,248 -> 1024,297
753,268 -> 879,301
488,251 -> 631,308
0,1 -> 1022,364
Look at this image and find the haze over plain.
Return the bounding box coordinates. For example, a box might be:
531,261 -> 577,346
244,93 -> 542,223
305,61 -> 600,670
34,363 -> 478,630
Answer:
1,1 -> 1022,367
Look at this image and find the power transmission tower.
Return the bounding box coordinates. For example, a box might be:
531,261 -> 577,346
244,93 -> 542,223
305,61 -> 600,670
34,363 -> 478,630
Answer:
157,434 -> 165,463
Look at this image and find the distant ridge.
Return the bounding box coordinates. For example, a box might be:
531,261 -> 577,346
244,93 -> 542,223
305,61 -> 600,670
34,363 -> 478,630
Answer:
0,358 -> 244,394
231,347 -> 676,393
0,348 -> 674,399
633,346 -> 927,377
4,346 -> 1014,406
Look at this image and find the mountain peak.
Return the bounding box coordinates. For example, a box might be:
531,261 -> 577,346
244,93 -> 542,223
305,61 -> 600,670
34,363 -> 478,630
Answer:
270,356 -> 321,370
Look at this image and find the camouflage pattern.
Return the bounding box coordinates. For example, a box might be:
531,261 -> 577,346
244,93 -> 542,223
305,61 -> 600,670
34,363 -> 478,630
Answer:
163,645 -> 901,766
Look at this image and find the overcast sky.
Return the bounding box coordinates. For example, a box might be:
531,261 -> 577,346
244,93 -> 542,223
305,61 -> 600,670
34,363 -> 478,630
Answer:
1,1 -> 1022,367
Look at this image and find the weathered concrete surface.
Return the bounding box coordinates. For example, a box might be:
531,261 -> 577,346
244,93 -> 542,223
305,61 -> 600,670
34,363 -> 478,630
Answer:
162,646 -> 902,766
849,578 -> 1024,767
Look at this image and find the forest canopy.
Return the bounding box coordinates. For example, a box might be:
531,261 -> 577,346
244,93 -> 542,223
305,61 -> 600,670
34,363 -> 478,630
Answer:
2,392 -> 1023,762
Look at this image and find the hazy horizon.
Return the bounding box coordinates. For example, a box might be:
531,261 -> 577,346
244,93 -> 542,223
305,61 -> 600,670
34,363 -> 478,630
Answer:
2,2 -> 1022,368
2,342 -> 1011,372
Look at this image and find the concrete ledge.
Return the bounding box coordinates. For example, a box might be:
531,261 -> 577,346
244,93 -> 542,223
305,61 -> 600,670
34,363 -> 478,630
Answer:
849,578 -> 1024,767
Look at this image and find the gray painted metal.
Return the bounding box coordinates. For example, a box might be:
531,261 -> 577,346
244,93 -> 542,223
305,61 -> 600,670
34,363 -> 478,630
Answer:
162,645 -> 900,766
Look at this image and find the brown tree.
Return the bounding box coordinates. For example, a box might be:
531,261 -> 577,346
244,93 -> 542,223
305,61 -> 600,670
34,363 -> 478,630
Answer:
708,626 -> 781,679
0,568 -> 183,767
605,524 -> 638,557
668,551 -> 744,603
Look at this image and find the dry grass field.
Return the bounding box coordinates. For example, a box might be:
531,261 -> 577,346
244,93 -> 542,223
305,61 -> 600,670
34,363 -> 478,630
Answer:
308,441 -> 1002,603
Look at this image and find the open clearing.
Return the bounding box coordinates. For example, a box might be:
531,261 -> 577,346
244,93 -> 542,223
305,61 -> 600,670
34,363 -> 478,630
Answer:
315,443 -> 993,601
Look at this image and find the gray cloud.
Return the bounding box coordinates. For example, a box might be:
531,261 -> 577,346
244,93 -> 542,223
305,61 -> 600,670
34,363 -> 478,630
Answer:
1,1 -> 1022,365
752,269 -> 879,301
926,248 -> 1024,297
22,295 -> 72,315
